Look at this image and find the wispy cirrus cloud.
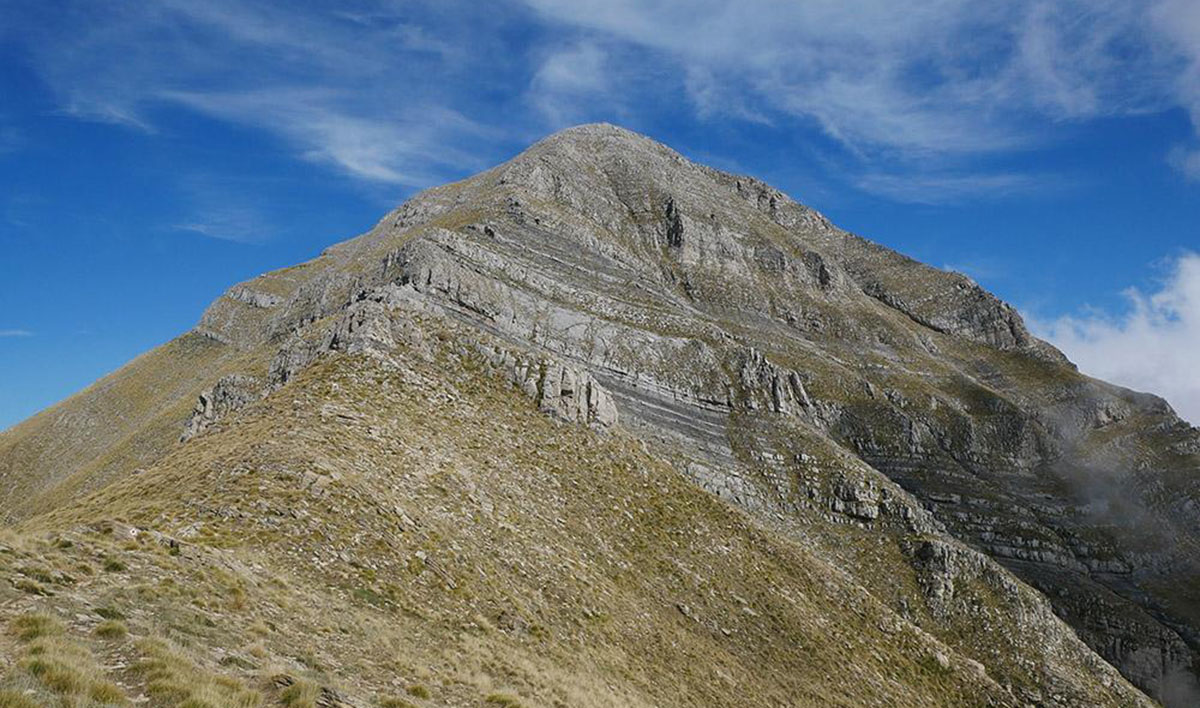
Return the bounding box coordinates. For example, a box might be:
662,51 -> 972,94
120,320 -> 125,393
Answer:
520,0 -> 1200,189
1150,0 -> 1200,180
7,1 -> 509,188
528,43 -> 610,124
8,0 -> 1200,205
854,171 -> 1053,205
163,89 -> 491,185
1170,147 -> 1200,180
172,208 -> 273,245
0,329 -> 33,338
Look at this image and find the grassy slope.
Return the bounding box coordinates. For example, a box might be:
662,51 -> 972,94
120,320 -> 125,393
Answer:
0,323 -> 1148,707
0,334 -> 264,523
0,348 -> 1026,706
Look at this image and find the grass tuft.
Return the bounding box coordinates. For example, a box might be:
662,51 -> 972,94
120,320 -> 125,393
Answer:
16,635 -> 127,704
0,690 -> 40,708
12,578 -> 51,596
134,638 -> 262,707
94,619 -> 128,639
280,678 -> 321,708
11,613 -> 64,642
95,606 -> 126,620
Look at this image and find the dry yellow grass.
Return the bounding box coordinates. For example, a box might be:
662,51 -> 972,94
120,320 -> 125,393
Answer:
0,326 -> 1147,706
6,613 -> 125,706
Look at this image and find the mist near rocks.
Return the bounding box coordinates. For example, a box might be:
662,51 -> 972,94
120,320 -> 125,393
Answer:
1038,252 -> 1200,425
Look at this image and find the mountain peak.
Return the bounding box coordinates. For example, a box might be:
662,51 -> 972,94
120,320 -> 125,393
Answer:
197,124 -> 1066,367
529,121 -> 660,149
3,124 -> 1198,706
500,122 -> 693,183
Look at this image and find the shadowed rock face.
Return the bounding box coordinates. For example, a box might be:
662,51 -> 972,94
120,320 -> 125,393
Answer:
4,123 -> 1199,704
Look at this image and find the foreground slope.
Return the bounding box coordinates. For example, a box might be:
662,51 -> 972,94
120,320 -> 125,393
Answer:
1,320 -> 1148,706
2,123 -> 1198,703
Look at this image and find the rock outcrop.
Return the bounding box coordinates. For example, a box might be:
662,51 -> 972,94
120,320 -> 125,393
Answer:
180,374 -> 263,442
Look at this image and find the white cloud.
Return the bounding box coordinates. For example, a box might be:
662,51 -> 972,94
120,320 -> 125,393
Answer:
10,1 -> 502,189
521,0 -> 1200,186
529,43 -> 610,123
855,171 -> 1049,204
1036,252 -> 1200,425
167,173 -> 283,244
0,329 -> 33,338
1170,147 -> 1200,180
1150,0 -> 1200,179
524,0 -> 1015,154
173,208 -> 272,244
163,90 -> 488,185
683,66 -> 771,124
11,0 -> 1200,201
533,43 -> 607,95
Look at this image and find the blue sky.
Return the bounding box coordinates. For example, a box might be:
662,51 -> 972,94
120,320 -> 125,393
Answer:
2,0 -> 1199,429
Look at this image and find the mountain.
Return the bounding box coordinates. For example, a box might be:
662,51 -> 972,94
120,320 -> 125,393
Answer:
1,123 -> 1198,707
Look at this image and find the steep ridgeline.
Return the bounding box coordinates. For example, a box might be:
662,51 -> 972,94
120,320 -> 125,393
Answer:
2,124 -> 1198,705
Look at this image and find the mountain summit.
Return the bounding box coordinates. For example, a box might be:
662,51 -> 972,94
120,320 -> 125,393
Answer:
1,124 -> 1197,706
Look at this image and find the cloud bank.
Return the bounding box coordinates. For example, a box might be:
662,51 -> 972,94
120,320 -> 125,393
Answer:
1038,253 -> 1200,425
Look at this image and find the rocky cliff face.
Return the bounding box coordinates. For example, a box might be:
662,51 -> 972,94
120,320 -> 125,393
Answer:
3,123 -> 1198,705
